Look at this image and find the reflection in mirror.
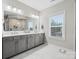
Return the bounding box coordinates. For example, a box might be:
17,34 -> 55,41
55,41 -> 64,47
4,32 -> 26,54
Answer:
27,21 -> 33,31
3,11 -> 39,32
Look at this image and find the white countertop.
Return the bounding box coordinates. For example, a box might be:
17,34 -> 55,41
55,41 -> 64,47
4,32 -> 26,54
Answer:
2,31 -> 44,37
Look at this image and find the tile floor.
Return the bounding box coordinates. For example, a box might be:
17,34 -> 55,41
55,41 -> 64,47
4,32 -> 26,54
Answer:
11,44 -> 75,59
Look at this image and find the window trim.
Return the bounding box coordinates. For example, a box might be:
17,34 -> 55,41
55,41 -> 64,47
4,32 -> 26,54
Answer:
49,10 -> 65,40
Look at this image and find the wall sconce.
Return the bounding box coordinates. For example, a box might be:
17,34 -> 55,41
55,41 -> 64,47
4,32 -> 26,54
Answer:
35,25 -> 37,29
41,25 -> 44,29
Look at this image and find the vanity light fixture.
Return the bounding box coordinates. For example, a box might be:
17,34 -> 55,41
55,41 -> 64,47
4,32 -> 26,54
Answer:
6,5 -> 23,15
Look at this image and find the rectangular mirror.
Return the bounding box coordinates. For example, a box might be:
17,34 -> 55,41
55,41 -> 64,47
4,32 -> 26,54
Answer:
3,11 -> 39,32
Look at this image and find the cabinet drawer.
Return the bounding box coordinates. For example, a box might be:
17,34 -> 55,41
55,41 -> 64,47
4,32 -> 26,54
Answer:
14,36 -> 20,40
20,35 -> 26,40
3,37 -> 14,41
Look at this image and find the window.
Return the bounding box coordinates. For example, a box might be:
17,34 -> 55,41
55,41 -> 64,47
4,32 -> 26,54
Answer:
49,11 -> 65,38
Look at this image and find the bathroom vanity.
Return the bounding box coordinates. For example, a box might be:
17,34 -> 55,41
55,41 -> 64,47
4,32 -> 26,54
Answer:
2,10 -> 45,59
2,32 -> 46,59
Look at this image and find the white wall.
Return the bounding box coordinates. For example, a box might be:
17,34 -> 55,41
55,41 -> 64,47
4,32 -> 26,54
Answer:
40,0 -> 75,51
2,0 -> 40,17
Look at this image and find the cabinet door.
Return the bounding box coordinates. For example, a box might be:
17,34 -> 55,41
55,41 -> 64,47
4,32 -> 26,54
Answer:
35,34 -> 45,46
35,34 -> 40,46
25,35 -> 28,50
39,34 -> 44,44
42,33 -> 46,43
14,36 -> 20,54
2,37 -> 15,59
28,35 -> 35,49
17,35 -> 28,53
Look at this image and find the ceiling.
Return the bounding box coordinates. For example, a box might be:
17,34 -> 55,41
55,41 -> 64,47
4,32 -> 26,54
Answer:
18,0 -> 64,11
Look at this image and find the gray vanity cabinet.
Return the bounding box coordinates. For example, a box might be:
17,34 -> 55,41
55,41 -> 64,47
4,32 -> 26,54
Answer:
28,35 -> 35,49
17,35 -> 28,53
2,33 -> 45,59
3,37 -> 15,59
